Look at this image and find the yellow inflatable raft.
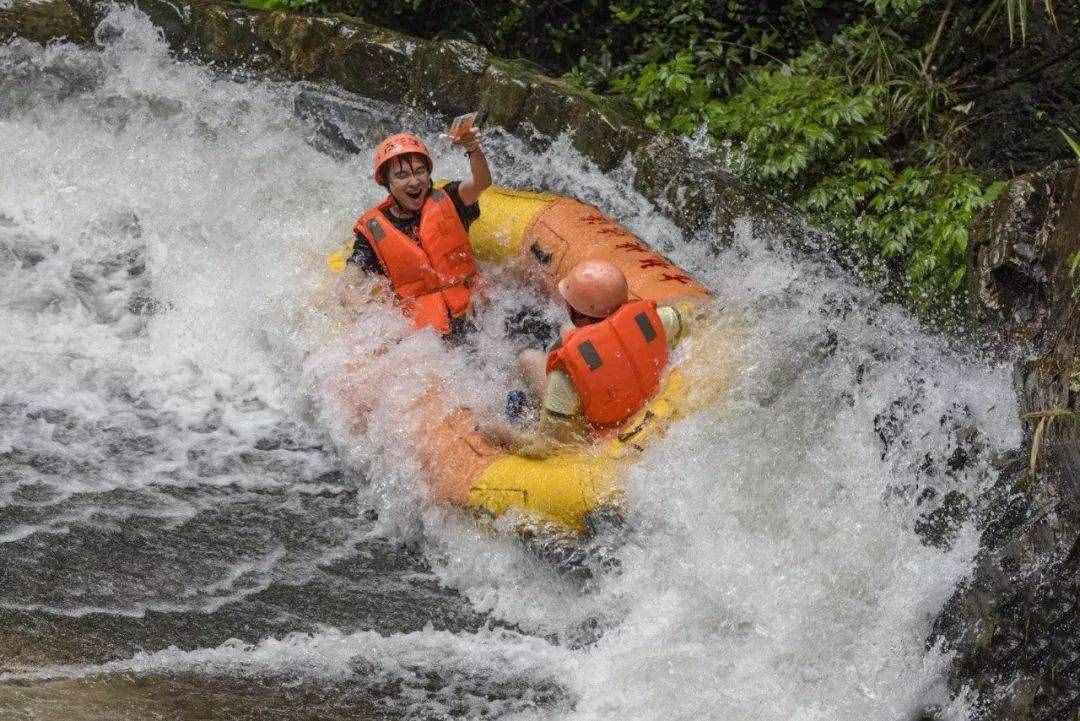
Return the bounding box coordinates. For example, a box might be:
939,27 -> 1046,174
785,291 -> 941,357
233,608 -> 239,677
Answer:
329,186 -> 729,533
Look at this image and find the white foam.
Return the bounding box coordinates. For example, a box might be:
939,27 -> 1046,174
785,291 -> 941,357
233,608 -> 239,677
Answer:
0,626 -> 576,718
0,8 -> 1020,719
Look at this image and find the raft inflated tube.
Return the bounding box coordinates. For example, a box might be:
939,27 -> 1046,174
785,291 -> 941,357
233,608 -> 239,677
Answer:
330,186 -> 723,532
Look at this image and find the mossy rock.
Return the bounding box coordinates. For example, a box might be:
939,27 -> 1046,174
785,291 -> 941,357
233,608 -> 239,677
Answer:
0,0 -> 769,234
248,12 -> 344,77
477,58 -> 530,132
411,38 -> 489,117
188,3 -> 266,67
572,100 -> 644,171
967,162 -> 1080,336
320,16 -> 425,103
128,0 -> 194,49
633,134 -> 761,238
0,0 -> 90,45
632,135 -> 715,231
517,76 -> 637,170
0,0 -> 652,175
967,162 -> 1080,495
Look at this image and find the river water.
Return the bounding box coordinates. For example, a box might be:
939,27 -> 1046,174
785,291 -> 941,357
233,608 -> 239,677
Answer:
0,8 -> 1020,720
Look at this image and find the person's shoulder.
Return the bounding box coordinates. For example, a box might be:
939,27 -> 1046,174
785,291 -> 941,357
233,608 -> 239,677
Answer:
656,304 -> 678,325
440,180 -> 463,201
542,368 -> 580,417
443,180 -> 478,208
441,180 -> 480,225
656,304 -> 685,347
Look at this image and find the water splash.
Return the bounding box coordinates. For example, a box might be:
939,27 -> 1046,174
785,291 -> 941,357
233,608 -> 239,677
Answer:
0,8 -> 1018,719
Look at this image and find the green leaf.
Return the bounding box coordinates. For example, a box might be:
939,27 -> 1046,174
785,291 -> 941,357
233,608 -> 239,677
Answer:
982,181 -> 1007,204
611,5 -> 641,23
1060,129 -> 1080,160
1068,251 -> 1080,278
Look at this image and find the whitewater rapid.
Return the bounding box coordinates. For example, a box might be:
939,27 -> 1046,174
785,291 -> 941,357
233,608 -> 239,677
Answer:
0,8 -> 1019,719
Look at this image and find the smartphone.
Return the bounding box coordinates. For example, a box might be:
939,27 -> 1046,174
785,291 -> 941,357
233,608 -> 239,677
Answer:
448,111 -> 480,141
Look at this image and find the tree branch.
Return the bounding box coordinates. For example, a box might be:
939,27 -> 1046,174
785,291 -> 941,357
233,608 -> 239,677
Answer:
921,0 -> 955,78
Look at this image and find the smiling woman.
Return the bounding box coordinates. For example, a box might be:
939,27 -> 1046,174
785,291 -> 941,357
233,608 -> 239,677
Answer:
385,155 -> 432,211
343,130 -> 492,338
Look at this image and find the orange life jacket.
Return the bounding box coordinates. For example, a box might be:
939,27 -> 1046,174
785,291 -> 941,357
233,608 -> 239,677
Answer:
546,300 -> 669,429
354,189 -> 478,335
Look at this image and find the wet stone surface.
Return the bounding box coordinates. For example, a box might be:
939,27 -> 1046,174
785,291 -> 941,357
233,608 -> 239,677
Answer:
0,675 -> 383,720
0,489 -> 505,718
930,161 -> 1080,720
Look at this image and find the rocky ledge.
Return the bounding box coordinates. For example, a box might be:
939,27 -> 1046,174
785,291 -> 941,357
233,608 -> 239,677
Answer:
931,162 -> 1080,721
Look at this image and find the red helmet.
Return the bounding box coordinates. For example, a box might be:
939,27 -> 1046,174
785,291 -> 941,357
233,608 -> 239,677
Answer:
373,133 -> 432,185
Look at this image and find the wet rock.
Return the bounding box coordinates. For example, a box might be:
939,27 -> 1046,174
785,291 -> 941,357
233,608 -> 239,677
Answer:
11,482 -> 62,504
630,133 -> 839,264
67,245 -> 155,328
931,457 -> 1080,721
632,134 -> 773,238
968,162 -> 1080,340
968,161 -> 1080,497
5,0 -> 648,169
1,236 -> 49,269
412,38 -> 489,118
2,0 -> 774,230
932,161 -> 1080,720
0,0 -> 90,45
476,58 -> 531,132
126,290 -> 160,316
293,87 -> 389,156
0,675 -> 383,721
13,238 -> 51,268
518,76 -> 641,170
125,0 -> 193,49
270,14 -> 429,103
192,2 -> 274,70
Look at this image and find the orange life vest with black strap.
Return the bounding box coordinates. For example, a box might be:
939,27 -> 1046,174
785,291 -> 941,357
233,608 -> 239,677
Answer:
546,300 -> 670,429
354,189 -> 478,335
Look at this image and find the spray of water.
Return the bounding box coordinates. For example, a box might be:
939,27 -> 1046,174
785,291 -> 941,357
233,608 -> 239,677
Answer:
0,9 -> 1019,719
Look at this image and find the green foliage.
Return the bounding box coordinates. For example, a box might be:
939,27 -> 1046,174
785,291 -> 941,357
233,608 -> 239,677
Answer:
977,0 -> 1058,44
825,22 -> 909,86
602,0 -> 1072,318
703,60 -> 995,311
706,69 -> 887,179
610,52 -> 714,133
315,0 -> 858,97
241,0 -> 319,10
865,0 -> 931,17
